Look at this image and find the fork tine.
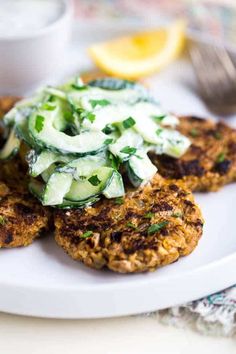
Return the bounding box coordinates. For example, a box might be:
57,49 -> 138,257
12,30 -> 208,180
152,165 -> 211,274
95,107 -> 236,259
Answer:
190,44 -> 236,105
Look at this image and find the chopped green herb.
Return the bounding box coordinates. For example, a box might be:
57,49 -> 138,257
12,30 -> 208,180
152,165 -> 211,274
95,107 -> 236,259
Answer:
156,128 -> 163,136
88,175 -> 101,186
115,197 -> 124,205
147,221 -> 169,235
214,131 -> 222,140
104,138 -> 113,145
42,102 -> 56,111
144,212 -> 154,219
90,99 -> 110,109
126,222 -> 137,230
102,124 -> 116,135
172,212 -> 182,218
120,146 -> 137,156
122,117 -> 136,129
190,128 -> 199,137
0,215 -> 7,225
108,153 -> 120,170
35,115 -> 45,133
80,110 -> 96,123
48,95 -> 56,102
64,111 -> 74,123
216,153 -> 225,163
152,114 -> 166,122
81,231 -> 93,239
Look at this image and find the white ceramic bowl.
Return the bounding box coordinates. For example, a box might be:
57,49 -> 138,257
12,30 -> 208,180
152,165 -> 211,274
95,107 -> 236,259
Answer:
0,0 -> 73,95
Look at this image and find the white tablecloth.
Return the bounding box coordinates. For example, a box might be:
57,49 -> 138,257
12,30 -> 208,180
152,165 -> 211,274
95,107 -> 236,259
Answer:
0,312 -> 235,354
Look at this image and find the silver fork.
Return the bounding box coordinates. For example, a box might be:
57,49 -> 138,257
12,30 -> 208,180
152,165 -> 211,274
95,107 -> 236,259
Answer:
189,44 -> 236,115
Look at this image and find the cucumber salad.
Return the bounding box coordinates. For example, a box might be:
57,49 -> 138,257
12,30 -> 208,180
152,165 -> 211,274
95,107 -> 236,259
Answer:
0,78 -> 190,208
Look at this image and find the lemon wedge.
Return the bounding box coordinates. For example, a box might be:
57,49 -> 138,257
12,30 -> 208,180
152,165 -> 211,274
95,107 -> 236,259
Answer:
89,21 -> 186,79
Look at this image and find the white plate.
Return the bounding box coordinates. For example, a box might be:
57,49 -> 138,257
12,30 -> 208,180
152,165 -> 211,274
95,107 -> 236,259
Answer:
1,23 -> 236,319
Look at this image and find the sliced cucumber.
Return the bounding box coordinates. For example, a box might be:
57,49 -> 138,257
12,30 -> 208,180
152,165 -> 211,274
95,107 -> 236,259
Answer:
57,196 -> 100,209
28,108 -> 107,155
103,170 -> 124,198
29,179 -> 44,201
158,130 -> 191,158
126,150 -> 157,187
88,78 -> 146,92
0,129 -> 20,160
41,164 -> 57,183
29,179 -> 100,208
109,129 -> 143,161
27,150 -> 73,177
58,153 -> 108,179
42,172 -> 73,206
65,166 -> 114,202
44,87 -> 67,101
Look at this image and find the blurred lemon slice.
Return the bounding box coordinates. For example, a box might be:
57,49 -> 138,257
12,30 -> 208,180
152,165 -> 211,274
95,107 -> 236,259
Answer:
89,21 -> 186,79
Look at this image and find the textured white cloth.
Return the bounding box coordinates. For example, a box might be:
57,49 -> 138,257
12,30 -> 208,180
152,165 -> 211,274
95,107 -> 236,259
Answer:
156,286 -> 236,337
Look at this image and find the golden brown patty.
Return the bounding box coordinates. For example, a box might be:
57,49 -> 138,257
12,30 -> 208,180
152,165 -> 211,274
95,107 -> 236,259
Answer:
149,116 -> 236,192
0,96 -> 52,248
0,181 -> 51,248
0,96 -> 20,119
54,175 -> 203,273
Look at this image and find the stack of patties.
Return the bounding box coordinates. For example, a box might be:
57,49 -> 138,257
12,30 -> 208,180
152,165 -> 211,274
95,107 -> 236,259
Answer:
0,78 -> 235,273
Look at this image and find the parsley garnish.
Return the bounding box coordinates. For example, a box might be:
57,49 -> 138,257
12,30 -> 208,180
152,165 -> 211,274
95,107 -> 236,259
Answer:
88,175 -> 101,186
190,128 -> 199,137
144,212 -> 154,219
120,146 -> 137,156
147,221 -> 169,235
102,124 -> 116,135
114,197 -> 124,205
152,114 -> 166,122
90,99 -> 110,109
126,222 -> 137,230
42,102 -> 56,111
214,131 -> 222,140
0,216 -> 7,225
122,117 -> 136,129
104,138 -> 113,145
216,153 -> 225,163
35,115 -> 44,133
80,110 -> 96,123
81,231 -> 93,239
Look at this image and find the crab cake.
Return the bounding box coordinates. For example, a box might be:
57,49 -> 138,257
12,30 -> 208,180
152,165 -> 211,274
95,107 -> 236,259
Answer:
0,181 -> 51,248
54,175 -> 203,273
149,116 -> 236,192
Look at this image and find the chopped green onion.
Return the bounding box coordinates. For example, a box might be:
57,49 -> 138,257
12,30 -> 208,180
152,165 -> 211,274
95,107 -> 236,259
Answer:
216,153 -> 225,163
35,115 -> 44,133
81,231 -> 93,239
122,117 -> 136,129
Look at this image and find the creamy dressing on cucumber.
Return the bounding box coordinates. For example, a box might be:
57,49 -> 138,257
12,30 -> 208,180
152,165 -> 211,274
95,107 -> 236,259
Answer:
0,77 -> 191,208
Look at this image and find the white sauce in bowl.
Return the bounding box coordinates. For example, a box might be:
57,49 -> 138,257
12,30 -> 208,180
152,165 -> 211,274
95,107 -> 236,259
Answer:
0,0 -> 64,38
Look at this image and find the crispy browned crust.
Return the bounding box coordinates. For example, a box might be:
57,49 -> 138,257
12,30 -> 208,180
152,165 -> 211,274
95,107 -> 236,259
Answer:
0,96 -> 20,119
54,175 -> 203,273
0,96 -> 52,248
0,181 -> 51,248
149,116 -> 236,192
